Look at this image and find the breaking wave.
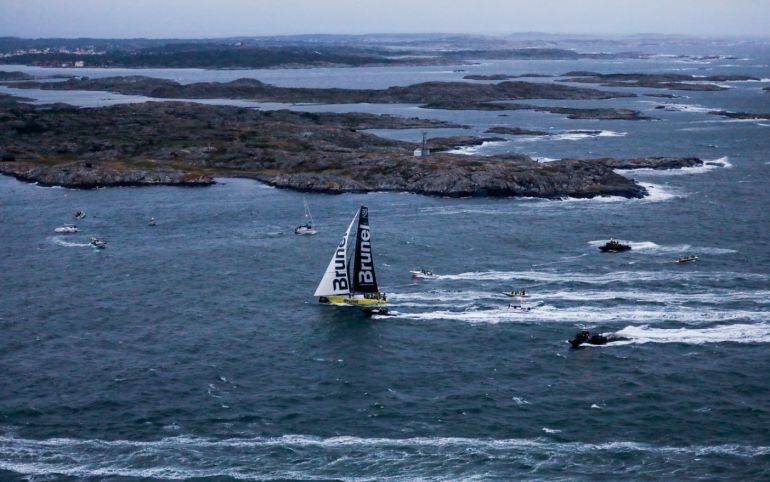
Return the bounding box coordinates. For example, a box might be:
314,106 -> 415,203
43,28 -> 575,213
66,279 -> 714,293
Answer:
622,157 -> 732,176
0,433 -> 767,480
519,130 -> 626,142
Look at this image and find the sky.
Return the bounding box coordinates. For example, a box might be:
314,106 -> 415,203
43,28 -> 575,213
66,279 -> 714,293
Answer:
1,0 -> 769,38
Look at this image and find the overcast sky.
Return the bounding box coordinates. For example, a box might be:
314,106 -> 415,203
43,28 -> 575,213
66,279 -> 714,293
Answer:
1,0 -> 769,38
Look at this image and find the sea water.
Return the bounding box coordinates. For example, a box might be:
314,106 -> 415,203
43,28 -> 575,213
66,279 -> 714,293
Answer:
0,43 -> 769,480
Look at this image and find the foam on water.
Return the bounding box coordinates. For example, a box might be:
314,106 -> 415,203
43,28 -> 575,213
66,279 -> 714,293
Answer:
392,288 -> 770,306
622,157 -> 733,176
521,130 -> 626,142
613,323 -> 770,345
446,140 -> 509,155
49,236 -> 91,248
0,433 -> 767,480
388,303 -> 769,325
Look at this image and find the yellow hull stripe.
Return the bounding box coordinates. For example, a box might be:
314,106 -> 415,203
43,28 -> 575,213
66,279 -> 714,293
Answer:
323,296 -> 387,306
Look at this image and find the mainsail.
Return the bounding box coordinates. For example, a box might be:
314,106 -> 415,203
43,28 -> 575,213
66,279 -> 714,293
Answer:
352,205 -> 379,293
313,213 -> 358,297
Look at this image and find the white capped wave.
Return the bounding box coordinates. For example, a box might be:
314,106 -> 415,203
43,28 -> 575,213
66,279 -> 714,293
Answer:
654,103 -> 713,113
639,182 -> 682,202
389,304 -> 769,325
0,433 -> 766,480
519,130 -> 626,142
533,156 -> 558,163
446,140 -> 509,155
561,183 -> 681,203
587,239 -> 736,255
613,323 -> 770,345
622,157 -> 732,176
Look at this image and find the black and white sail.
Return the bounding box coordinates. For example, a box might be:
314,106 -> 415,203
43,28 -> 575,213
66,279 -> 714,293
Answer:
352,205 -> 379,293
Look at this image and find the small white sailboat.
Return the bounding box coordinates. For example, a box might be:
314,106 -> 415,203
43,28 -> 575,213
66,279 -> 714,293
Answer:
54,224 -> 78,234
295,198 -> 317,235
315,205 -> 386,306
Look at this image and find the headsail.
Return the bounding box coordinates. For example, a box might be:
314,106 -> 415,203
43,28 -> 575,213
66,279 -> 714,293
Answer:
352,205 -> 379,293
314,213 -> 358,297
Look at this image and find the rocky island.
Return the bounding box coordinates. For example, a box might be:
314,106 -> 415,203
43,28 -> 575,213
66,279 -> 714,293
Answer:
560,71 -> 758,91
0,96 -> 654,198
7,74 -> 633,105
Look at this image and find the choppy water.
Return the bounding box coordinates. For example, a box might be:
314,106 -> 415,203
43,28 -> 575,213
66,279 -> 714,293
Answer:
1,42 -> 770,480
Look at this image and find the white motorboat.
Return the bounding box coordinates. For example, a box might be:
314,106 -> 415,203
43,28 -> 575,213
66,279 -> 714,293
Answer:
410,270 -> 437,279
54,224 -> 78,234
89,237 -> 107,249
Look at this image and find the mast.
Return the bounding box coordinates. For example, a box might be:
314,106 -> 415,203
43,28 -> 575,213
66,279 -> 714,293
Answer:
352,205 -> 379,294
303,198 -> 314,226
314,213 -> 358,297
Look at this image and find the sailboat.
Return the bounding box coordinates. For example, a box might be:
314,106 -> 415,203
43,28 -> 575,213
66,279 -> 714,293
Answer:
314,205 -> 386,306
294,198 -> 317,235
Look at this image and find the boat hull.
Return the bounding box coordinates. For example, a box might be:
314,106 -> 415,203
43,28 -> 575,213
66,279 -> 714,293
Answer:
320,295 -> 387,306
410,271 -> 436,279
599,245 -> 631,252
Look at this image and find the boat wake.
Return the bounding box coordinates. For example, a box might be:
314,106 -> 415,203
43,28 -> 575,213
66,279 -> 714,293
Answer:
50,236 -> 90,248
391,288 -> 770,306
587,239 -> 736,255
434,269 -> 766,284
612,323 -> 770,345
0,433 -> 766,480
386,304 -> 769,325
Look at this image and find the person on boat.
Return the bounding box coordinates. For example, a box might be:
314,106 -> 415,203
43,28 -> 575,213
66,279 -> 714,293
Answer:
569,330 -> 628,348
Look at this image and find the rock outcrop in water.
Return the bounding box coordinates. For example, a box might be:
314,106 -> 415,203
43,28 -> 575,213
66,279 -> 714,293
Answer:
7,75 -> 633,106
485,127 -> 549,135
560,72 -> 758,91
419,101 -> 651,120
573,157 -> 704,170
0,98 -> 647,198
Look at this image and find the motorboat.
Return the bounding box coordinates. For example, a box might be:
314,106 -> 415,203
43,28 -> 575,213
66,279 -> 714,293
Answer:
675,255 -> 699,263
295,224 -> 316,235
503,290 -> 528,298
599,239 -> 631,253
74,211 -> 86,220
54,224 -> 78,234
89,237 -> 107,249
410,269 -> 437,279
